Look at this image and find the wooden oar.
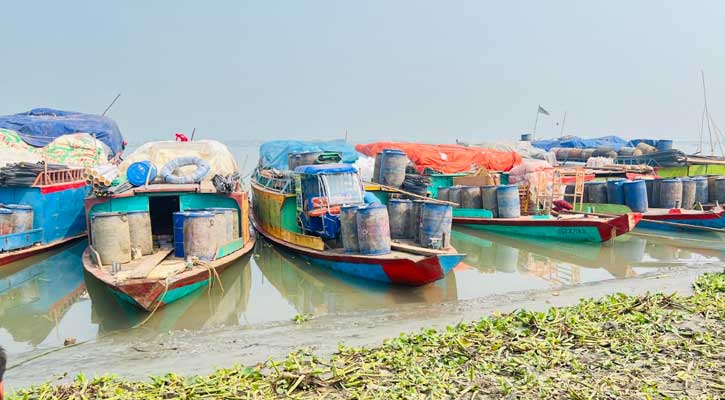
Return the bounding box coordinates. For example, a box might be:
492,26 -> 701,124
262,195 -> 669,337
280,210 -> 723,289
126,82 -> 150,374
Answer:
561,209 -> 725,233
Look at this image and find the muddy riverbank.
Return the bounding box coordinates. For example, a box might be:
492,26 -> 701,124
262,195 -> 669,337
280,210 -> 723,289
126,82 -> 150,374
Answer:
7,262 -> 722,392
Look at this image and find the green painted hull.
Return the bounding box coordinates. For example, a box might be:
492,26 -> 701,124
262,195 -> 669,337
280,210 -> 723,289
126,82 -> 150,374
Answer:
461,223 -> 604,242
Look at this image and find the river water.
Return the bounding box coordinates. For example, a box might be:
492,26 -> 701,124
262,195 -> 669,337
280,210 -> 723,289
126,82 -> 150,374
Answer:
1,140 -> 723,357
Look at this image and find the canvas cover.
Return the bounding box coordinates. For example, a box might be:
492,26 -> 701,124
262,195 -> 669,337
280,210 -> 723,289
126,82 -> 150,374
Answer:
0,108 -> 125,156
0,128 -> 112,168
259,140 -> 359,170
532,135 -> 629,151
355,142 -> 522,173
119,140 -> 238,181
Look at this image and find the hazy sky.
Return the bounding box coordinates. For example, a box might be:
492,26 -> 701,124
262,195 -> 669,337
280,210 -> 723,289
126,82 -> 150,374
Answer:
2,1 -> 724,146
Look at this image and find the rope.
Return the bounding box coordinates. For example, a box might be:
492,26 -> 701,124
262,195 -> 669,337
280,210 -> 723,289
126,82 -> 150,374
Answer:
131,278 -> 170,329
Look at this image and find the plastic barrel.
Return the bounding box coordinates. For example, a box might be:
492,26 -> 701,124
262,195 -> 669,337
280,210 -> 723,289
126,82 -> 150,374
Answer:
173,212 -> 190,257
637,178 -> 654,207
126,211 -> 153,256
680,178 -> 697,210
437,187 -> 450,202
5,204 -> 34,233
708,175 -> 722,203
651,178 -> 663,208
460,186 -> 482,209
388,198 -> 414,239
623,180 -> 648,212
203,208 -> 230,245
448,186 -> 462,208
659,179 -> 683,209
496,185 -> 520,218
656,139 -> 673,151
692,176 -> 709,205
356,204 -> 391,255
183,211 -> 217,261
715,177 -> 725,204
126,161 -> 157,186
205,207 -> 236,243
584,181 -> 608,204
410,200 -> 425,243
340,205 -> 360,253
0,208 -> 12,235
581,149 -> 596,160
419,203 -> 453,249
481,185 -> 498,217
91,212 -> 132,264
606,178 -> 626,205
376,149 -> 408,188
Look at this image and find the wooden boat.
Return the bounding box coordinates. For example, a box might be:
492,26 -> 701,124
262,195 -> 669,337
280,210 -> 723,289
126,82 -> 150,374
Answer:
453,211 -> 642,243
581,203 -> 725,232
251,164 -> 464,286
82,157 -> 255,312
0,168 -> 89,267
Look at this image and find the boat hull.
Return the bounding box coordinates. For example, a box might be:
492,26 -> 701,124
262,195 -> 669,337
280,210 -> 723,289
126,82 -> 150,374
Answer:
639,209 -> 725,232
252,213 -> 463,286
453,213 -> 641,243
0,234 -> 86,267
82,238 -> 256,312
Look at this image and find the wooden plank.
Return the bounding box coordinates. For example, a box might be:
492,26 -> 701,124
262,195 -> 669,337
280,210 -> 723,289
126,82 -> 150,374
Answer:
120,249 -> 173,280
391,240 -> 451,256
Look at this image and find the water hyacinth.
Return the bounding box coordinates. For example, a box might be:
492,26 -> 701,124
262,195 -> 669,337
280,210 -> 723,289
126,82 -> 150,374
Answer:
12,272 -> 725,399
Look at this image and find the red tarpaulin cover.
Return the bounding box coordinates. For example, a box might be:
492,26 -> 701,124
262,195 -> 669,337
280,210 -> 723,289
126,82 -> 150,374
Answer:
355,142 -> 522,174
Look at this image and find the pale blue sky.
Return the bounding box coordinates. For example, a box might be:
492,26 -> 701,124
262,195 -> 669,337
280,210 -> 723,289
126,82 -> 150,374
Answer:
1,1 -> 724,146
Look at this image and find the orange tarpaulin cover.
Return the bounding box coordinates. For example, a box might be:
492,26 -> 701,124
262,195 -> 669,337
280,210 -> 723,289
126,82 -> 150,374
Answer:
355,142 -> 522,174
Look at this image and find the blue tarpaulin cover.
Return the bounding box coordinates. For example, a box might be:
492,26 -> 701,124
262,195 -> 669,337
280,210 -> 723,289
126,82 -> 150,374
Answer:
295,163 -> 357,175
0,108 -> 125,155
532,135 -> 630,151
259,140 -> 360,170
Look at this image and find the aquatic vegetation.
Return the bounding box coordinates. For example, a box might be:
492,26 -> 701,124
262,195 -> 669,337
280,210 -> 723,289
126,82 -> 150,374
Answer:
13,272 -> 724,399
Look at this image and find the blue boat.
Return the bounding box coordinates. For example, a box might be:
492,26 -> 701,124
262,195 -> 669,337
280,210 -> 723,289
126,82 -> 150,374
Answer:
0,109 -> 125,267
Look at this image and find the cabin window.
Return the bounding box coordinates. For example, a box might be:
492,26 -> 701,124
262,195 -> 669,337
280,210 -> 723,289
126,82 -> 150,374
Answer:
321,173 -> 364,205
148,196 -> 180,236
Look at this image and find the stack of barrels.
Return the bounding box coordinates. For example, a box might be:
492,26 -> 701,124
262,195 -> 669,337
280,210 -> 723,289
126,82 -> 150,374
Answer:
91,211 -> 153,265
173,208 -> 239,261
575,174 -> 725,211
340,198 -> 453,254
0,204 -> 34,236
438,184 -> 521,218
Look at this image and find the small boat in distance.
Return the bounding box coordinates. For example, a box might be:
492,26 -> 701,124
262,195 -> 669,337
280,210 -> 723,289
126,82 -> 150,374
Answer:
82,140 -> 255,312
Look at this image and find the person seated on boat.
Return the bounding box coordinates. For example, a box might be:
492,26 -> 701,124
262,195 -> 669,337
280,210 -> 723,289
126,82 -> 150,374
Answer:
0,345 -> 6,400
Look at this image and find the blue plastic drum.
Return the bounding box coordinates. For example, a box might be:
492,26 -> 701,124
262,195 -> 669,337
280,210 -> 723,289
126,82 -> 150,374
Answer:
126,161 -> 157,186
623,180 -> 648,212
496,185 -> 520,218
606,178 -> 626,205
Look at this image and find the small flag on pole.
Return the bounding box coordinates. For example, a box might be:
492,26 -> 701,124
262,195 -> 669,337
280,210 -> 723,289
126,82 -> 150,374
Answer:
537,105 -> 550,116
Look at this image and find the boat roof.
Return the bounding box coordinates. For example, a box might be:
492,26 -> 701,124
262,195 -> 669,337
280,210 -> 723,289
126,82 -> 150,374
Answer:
294,163 -> 357,175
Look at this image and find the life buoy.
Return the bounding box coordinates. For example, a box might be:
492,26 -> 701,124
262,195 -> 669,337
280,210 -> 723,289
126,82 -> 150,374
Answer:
160,156 -> 210,184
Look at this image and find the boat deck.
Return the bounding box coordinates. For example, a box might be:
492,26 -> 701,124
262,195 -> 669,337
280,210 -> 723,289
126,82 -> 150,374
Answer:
322,239 -> 457,260
92,247 -> 195,283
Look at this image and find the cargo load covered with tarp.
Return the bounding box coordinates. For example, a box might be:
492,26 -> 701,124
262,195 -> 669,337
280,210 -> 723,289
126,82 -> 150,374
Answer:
0,128 -> 114,168
355,142 -> 522,174
259,140 -> 359,170
119,140 -> 238,182
0,108 -> 125,156
532,135 -> 629,152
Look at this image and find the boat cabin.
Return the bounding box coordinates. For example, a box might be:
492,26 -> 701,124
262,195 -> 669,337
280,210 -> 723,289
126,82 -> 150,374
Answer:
294,164 -> 366,240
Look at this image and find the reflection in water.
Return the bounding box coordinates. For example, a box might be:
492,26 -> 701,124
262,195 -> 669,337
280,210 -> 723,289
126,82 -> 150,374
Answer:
2,226 -> 722,358
0,240 -> 88,354
254,241 -> 459,315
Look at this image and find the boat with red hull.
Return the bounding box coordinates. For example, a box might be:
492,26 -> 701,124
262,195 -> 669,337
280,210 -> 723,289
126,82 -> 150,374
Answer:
638,207 -> 725,232
251,160 -> 464,286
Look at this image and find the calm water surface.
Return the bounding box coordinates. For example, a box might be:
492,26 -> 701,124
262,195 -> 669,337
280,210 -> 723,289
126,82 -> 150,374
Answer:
1,228 -> 722,356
